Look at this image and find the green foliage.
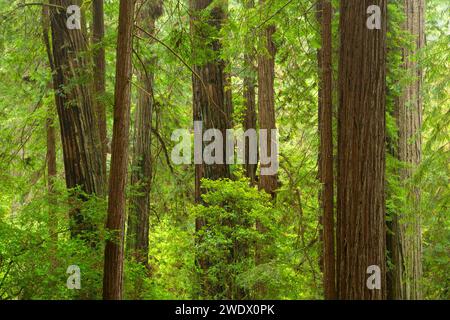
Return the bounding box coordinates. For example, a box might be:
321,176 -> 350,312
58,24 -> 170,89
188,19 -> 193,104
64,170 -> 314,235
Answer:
0,0 -> 448,300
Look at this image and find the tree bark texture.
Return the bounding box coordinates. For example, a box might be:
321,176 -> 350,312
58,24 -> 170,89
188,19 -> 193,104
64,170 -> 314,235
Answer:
387,0 -> 424,300
92,0 -> 108,178
103,0 -> 135,300
49,0 -> 106,238
128,0 -> 163,270
257,21 -> 278,197
337,0 -> 387,300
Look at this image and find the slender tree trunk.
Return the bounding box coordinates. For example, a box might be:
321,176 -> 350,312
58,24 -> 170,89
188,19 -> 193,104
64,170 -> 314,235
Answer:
190,0 -> 230,299
46,102 -> 58,271
243,0 -> 258,186
317,0 -> 336,300
103,0 -> 135,300
127,0 -> 163,288
243,62 -> 257,184
42,4 -> 58,272
337,0 -> 387,300
49,0 -> 106,239
92,0 -> 108,177
387,0 -> 424,300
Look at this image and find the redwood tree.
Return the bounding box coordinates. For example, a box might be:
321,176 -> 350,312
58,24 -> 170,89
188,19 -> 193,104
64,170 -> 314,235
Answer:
128,0 -> 163,272
49,0 -> 106,238
190,0 -> 230,203
254,0 -> 278,298
257,21 -> 278,197
92,0 -> 108,177
243,0 -> 258,185
190,0 -> 230,298
103,0 -> 135,300
387,0 -> 424,300
337,0 -> 387,300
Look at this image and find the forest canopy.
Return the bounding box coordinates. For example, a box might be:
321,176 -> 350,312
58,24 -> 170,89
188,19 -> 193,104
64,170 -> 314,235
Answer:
0,0 -> 448,300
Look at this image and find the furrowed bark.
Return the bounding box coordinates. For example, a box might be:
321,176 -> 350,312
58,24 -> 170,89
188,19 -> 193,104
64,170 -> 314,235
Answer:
103,0 -> 135,300
49,0 -> 106,239
387,0 -> 424,300
92,0 -> 108,178
337,0 -> 387,300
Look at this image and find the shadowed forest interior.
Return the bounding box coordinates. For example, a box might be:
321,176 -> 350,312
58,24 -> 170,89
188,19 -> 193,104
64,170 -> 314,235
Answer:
0,0 -> 448,300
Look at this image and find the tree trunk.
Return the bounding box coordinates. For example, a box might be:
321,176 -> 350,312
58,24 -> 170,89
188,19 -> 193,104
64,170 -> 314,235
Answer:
128,0 -> 163,277
92,0 -> 108,178
42,4 -> 58,272
103,0 -> 135,300
257,22 -> 277,197
243,0 -> 258,186
243,61 -> 257,184
255,0 -> 278,298
191,0 -> 230,202
337,0 -> 387,300
190,0 -> 230,298
49,0 -> 106,238
387,0 -> 424,300
317,0 -> 336,300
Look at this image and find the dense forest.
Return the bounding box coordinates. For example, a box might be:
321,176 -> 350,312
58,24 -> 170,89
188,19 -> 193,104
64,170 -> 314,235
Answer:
0,0 -> 448,300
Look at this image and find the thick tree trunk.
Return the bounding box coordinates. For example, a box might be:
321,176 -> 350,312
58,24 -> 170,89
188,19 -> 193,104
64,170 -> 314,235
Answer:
337,0 -> 387,300
191,0 -> 230,202
128,0 -> 163,273
255,0 -> 278,298
257,23 -> 278,197
317,0 -> 336,300
103,0 -> 135,300
92,0 -> 108,177
387,0 -> 424,300
190,0 -> 230,298
49,0 -> 106,238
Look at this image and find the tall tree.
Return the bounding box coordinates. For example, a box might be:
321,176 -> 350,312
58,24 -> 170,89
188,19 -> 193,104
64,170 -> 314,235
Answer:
243,0 -> 257,185
103,0 -> 135,300
49,0 -> 106,238
257,2 -> 277,197
128,0 -> 163,273
190,0 -> 230,298
337,0 -> 387,299
190,0 -> 230,203
42,4 -> 58,271
92,0 -> 108,177
387,0 -> 424,300
254,0 -> 278,298
317,0 -> 336,300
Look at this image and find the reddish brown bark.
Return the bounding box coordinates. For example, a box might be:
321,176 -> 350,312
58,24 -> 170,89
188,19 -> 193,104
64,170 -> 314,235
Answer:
242,0 -> 257,185
387,0 -> 424,300
243,60 -> 257,184
92,0 -> 108,177
103,0 -> 135,300
257,23 -> 278,197
49,0 -> 106,238
128,0 -> 163,275
190,0 -> 230,202
190,0 -> 230,298
337,0 -> 387,300
254,0 -> 278,298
